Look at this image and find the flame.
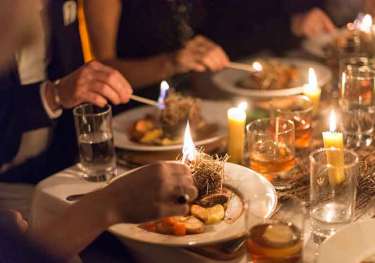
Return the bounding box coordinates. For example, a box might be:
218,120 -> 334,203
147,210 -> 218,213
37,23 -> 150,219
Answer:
356,14 -> 373,33
252,61 -> 263,72
329,110 -> 337,132
182,122 -> 197,163
238,101 -> 248,111
305,68 -> 318,93
157,80 -> 169,109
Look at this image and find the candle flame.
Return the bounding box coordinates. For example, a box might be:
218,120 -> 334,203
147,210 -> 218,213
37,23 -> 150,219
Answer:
157,80 -> 169,109
329,110 -> 337,132
252,61 -> 263,72
305,68 -> 318,93
182,121 -> 197,163
356,14 -> 373,33
238,101 -> 248,111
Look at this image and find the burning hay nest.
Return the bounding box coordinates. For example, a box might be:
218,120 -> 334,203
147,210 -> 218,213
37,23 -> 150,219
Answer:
182,149 -> 229,196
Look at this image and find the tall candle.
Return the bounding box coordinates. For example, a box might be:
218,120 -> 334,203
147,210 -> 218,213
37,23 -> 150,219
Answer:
304,68 -> 321,114
228,102 -> 247,164
322,110 -> 345,185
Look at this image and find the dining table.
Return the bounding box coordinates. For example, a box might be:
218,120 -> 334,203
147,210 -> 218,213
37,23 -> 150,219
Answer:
30,50 -> 375,263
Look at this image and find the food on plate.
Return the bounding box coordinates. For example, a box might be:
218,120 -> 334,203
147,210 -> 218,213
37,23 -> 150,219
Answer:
129,92 -> 216,146
140,152 -> 244,236
236,59 -> 299,90
323,29 -> 375,64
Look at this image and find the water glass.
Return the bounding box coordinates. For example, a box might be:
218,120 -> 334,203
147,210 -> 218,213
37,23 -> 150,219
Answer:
245,195 -> 305,263
339,65 -> 375,147
247,118 -> 296,189
275,95 -> 313,150
309,148 -> 358,239
73,104 -> 117,181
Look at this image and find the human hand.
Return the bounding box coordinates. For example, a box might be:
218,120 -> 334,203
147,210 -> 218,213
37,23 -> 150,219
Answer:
291,8 -> 336,38
174,35 -> 229,73
102,162 -> 198,224
0,209 -> 28,234
47,60 -> 133,109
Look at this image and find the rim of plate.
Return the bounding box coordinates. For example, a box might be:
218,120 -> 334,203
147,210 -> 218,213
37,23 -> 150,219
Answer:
317,219 -> 375,263
112,101 -> 229,151
213,58 -> 332,98
108,163 -> 277,247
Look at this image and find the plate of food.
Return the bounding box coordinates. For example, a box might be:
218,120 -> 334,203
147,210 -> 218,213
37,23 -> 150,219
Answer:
113,93 -> 229,151
303,26 -> 375,60
109,159 -> 277,247
302,29 -> 348,58
317,219 -> 375,263
213,58 -> 331,98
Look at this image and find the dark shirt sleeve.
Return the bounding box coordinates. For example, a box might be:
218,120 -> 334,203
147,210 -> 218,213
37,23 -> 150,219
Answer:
0,69 -> 53,166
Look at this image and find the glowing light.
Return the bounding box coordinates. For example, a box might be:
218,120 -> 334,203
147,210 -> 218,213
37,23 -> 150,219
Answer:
252,61 -> 263,72
238,101 -> 248,111
355,14 -> 373,33
329,110 -> 337,132
182,122 -> 197,163
157,81 -> 169,109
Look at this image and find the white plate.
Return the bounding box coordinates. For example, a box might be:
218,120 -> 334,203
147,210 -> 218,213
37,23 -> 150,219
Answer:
213,58 -> 332,98
317,219 -> 375,263
109,162 -> 277,247
113,101 -> 229,152
303,29 -> 346,58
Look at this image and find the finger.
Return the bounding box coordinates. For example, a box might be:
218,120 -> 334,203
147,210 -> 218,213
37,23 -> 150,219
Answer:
321,14 -> 336,33
90,82 -> 121,105
88,62 -> 133,102
159,203 -> 190,218
84,92 -> 108,107
92,70 -> 132,103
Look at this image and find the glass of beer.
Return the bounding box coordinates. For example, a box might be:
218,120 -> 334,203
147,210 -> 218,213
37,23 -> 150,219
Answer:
247,118 -> 296,189
245,195 -> 306,263
73,104 -> 116,182
275,96 -> 313,150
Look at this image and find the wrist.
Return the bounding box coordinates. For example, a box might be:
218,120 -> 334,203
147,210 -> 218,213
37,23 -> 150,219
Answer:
161,52 -> 180,77
44,80 -> 62,111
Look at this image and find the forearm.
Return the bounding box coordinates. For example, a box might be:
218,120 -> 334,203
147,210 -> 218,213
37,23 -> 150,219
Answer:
102,53 -> 177,88
29,189 -> 112,261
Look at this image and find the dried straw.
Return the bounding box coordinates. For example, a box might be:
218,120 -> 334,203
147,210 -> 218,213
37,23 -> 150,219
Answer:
182,149 -> 228,196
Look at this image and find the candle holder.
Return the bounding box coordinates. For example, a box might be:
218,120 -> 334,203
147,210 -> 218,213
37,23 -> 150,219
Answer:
275,95 -> 313,150
247,118 -> 296,190
339,65 -> 375,148
309,148 -> 358,239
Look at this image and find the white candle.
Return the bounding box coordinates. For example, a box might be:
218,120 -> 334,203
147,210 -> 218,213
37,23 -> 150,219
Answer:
304,68 -> 321,114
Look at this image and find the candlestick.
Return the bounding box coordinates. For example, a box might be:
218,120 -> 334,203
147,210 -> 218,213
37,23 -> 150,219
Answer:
322,110 -> 345,185
227,102 -> 247,164
304,68 -> 321,114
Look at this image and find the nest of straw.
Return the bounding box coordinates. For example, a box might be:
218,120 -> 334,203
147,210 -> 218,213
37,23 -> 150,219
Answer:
183,150 -> 228,196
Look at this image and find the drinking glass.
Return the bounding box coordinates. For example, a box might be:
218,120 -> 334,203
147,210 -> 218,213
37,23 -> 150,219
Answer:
309,148 -> 358,239
275,95 -> 313,150
73,104 -> 117,181
247,118 -> 296,189
245,195 -> 306,263
339,65 -> 375,147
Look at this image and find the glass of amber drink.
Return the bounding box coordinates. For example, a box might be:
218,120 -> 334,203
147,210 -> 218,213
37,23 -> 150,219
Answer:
245,195 -> 305,263
247,118 -> 296,189
275,96 -> 313,150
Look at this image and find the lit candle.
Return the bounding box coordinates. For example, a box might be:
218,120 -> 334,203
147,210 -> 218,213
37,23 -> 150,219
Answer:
157,80 -> 169,109
182,121 -> 197,163
322,110 -> 345,185
304,68 -> 321,114
227,102 -> 247,164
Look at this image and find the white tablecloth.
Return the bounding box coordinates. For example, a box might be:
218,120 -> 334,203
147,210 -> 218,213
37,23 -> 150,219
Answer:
31,165 -> 247,263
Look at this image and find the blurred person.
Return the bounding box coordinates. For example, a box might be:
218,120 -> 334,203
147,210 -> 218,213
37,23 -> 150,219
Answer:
1,162 -> 198,262
84,0 -> 230,90
0,0 -> 132,220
